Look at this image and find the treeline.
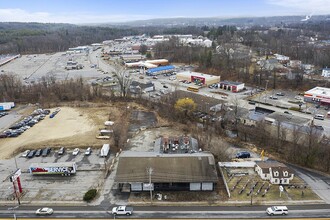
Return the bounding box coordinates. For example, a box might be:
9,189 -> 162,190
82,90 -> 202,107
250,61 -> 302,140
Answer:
0,74 -> 105,104
0,22 -> 204,54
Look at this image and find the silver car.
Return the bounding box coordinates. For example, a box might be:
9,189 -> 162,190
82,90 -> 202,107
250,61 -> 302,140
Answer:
36,207 -> 53,215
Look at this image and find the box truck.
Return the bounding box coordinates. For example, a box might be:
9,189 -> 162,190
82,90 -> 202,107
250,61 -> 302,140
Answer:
0,102 -> 14,111
100,144 -> 110,157
29,162 -> 77,176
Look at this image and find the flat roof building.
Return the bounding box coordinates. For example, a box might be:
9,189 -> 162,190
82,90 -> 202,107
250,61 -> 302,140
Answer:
219,81 -> 245,93
304,87 -> 330,106
264,112 -> 311,128
177,71 -> 220,86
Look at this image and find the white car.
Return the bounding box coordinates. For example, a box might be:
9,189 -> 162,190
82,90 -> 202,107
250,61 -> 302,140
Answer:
72,148 -> 80,156
266,206 -> 288,216
35,207 -> 53,215
85,147 -> 92,155
21,150 -> 30,157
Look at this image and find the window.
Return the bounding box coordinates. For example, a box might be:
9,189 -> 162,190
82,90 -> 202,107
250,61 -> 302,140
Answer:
274,171 -> 279,177
283,171 -> 288,177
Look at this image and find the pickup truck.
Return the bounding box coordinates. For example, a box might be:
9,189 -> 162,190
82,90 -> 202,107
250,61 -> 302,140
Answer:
112,206 -> 133,215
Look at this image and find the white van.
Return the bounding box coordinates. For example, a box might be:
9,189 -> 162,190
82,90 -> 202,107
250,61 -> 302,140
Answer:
266,206 -> 288,215
314,114 -> 325,120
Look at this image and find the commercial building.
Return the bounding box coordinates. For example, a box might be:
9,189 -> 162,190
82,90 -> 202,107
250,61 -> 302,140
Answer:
264,112 -> 311,128
115,151 -> 218,192
0,54 -> 20,67
219,81 -> 245,93
146,65 -> 175,76
176,71 -> 221,86
304,87 -> 330,106
125,59 -> 169,69
67,46 -> 89,54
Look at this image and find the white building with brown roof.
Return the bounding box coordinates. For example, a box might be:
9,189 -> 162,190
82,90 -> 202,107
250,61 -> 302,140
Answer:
255,161 -> 294,185
115,151 -> 218,192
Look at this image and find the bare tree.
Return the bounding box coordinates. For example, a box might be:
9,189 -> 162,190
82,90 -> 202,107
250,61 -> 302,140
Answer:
112,62 -> 131,98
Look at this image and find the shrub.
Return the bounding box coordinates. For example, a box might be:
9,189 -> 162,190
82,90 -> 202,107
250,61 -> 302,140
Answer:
83,189 -> 97,202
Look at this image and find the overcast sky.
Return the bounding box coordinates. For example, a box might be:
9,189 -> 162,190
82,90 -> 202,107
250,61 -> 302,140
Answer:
0,0 -> 329,24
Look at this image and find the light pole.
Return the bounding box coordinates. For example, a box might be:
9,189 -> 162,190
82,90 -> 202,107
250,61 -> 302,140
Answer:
147,167 -> 153,204
8,205 -> 19,220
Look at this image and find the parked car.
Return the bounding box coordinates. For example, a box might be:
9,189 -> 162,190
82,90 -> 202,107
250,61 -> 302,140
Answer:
284,111 -> 292,115
235,151 -> 251,159
112,206 -> 133,216
42,147 -> 51,157
85,147 -> 92,156
27,150 -> 37,158
314,114 -> 325,120
35,149 -> 43,157
269,96 -> 278,100
248,101 -> 256,105
58,147 -> 65,155
72,148 -> 80,156
35,207 -> 53,215
21,150 -> 31,157
266,206 -> 288,216
0,133 -> 7,138
276,92 -> 285,96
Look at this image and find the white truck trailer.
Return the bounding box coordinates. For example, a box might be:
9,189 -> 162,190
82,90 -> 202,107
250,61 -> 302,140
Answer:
100,144 -> 110,157
29,162 -> 77,176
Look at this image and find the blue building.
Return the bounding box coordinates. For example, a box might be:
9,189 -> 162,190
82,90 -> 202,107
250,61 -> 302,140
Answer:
146,65 -> 175,76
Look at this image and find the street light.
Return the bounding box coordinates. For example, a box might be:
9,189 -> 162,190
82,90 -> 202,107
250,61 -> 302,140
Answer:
8,205 -> 19,220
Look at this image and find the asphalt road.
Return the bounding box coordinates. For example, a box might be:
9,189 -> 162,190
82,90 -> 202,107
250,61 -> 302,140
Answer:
287,164 -> 330,204
1,204 -> 330,219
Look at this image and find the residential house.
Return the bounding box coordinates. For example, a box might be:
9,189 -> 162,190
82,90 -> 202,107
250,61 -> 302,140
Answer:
322,68 -> 330,77
255,161 -> 294,185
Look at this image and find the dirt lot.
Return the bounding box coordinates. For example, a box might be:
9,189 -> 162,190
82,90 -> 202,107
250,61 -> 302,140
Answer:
0,104 -> 127,159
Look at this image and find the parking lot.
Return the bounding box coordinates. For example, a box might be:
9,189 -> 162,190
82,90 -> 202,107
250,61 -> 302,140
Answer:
0,52 -> 105,84
0,147 -> 110,203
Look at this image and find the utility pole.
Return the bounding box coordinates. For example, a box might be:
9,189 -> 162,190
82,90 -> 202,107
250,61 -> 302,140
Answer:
147,167 -> 153,204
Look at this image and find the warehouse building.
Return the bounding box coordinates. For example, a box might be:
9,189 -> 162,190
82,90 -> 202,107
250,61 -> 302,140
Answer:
304,87 -> 330,106
115,151 -> 218,192
176,71 -> 221,86
219,81 -> 245,93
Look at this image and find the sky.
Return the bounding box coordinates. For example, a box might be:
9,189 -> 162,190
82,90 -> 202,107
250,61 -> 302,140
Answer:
0,0 -> 329,24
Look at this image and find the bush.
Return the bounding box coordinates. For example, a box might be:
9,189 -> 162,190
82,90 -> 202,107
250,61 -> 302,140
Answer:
83,189 -> 97,202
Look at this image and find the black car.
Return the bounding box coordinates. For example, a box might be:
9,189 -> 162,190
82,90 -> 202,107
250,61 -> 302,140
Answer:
42,147 -> 51,157
236,151 -> 251,159
7,132 -> 19,137
27,150 -> 37,158
163,85 -> 168,88
35,149 -> 43,157
248,101 -> 256,105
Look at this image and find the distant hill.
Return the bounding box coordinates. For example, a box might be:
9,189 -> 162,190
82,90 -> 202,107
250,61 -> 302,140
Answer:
98,15 -> 330,27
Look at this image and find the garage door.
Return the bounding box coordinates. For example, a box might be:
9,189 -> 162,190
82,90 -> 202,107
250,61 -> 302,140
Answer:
131,183 -> 143,191
202,182 -> 213,191
190,183 -> 201,191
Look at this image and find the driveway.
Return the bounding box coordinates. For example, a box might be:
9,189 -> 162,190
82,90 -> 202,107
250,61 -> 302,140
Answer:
288,164 -> 330,204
